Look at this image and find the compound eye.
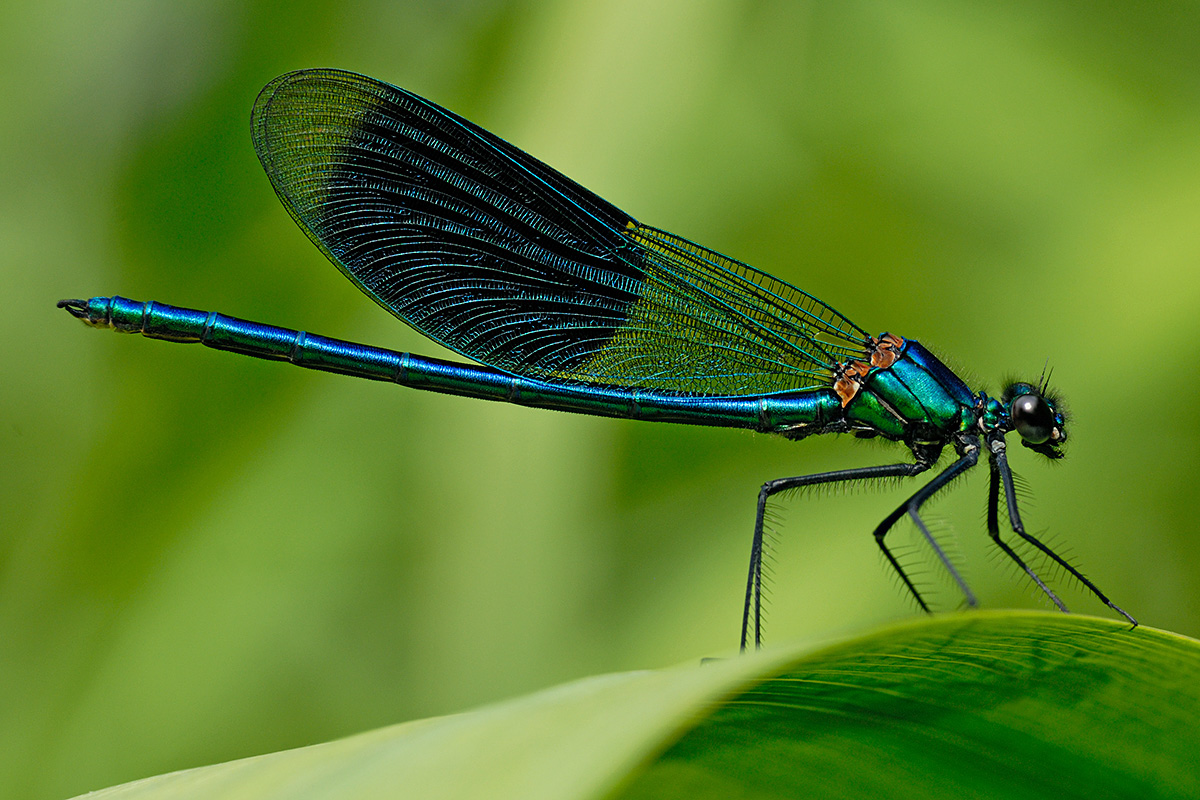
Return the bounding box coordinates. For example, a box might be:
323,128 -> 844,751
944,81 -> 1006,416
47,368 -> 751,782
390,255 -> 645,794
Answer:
1011,394 -> 1054,445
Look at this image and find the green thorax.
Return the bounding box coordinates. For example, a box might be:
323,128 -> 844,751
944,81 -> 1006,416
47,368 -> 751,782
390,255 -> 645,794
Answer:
839,335 -> 978,441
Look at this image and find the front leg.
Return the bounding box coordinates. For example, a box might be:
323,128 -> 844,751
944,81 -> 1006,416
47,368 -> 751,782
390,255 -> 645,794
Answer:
986,438 -> 1068,612
743,460 -> 930,651
987,433 -> 1136,626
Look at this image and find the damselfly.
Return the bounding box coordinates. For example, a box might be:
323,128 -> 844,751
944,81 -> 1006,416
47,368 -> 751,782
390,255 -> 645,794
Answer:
60,69 -> 1134,649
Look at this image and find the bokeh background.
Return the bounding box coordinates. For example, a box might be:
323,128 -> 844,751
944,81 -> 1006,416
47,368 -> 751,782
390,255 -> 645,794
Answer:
3,1 -> 1199,797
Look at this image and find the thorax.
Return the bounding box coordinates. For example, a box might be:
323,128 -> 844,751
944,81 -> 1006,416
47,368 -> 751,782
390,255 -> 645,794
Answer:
836,334 -> 978,442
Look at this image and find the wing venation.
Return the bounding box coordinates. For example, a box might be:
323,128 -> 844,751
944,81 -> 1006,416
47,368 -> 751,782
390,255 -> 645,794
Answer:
251,69 -> 871,397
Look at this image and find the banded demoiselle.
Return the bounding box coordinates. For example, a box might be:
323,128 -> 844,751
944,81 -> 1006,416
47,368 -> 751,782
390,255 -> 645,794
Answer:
59,69 -> 1134,649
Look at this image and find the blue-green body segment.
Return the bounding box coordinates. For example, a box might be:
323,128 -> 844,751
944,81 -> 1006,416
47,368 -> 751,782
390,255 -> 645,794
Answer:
75,295 -> 847,434
68,295 -> 985,444
845,341 -> 976,440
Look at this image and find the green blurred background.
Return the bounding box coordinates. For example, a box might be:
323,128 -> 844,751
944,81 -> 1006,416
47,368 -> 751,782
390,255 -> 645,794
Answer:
3,1 -> 1199,797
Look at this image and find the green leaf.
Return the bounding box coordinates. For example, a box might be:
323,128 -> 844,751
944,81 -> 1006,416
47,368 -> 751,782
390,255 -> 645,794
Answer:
73,613 -> 1200,800
617,612 -> 1200,799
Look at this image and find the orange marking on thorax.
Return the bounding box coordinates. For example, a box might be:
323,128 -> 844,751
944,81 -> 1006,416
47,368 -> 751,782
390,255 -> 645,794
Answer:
833,334 -> 906,407
834,361 -> 870,406
870,333 -> 905,368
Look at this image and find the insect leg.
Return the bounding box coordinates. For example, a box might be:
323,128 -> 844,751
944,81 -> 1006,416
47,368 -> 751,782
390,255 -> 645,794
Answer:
871,445 -> 980,616
988,433 -> 1137,626
743,460 -> 929,651
985,438 -> 1068,611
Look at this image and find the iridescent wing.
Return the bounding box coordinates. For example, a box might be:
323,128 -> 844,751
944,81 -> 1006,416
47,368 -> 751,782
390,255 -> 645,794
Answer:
251,69 -> 870,397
